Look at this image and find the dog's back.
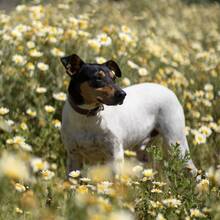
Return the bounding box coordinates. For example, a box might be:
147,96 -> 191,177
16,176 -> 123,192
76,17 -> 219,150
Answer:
61,82 -> 183,153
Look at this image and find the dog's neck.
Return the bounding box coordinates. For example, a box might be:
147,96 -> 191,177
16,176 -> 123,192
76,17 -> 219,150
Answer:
67,93 -> 104,117
79,104 -> 99,110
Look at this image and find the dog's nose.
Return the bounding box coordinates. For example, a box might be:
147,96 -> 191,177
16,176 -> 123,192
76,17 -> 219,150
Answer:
115,90 -> 126,100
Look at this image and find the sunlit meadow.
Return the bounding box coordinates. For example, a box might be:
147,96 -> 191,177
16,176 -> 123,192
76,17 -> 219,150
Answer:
0,0 -> 220,219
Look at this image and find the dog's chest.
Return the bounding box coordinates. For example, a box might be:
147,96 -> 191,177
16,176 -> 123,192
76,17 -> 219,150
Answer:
62,119 -> 117,163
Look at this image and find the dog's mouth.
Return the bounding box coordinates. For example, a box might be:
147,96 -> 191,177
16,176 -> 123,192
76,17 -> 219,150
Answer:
97,97 -> 104,104
96,96 -> 125,106
118,100 -> 124,105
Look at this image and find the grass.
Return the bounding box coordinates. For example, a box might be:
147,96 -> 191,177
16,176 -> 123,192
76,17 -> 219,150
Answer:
0,0 -> 220,219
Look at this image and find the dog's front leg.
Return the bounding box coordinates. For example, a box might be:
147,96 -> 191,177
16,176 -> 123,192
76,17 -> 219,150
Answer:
67,149 -> 83,175
112,144 -> 124,175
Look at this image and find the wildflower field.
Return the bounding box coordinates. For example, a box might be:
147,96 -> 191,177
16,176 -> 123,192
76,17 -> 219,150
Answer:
1,0 -> 220,219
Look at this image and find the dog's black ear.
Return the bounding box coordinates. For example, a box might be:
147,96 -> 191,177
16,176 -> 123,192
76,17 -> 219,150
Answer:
104,60 -> 121,78
60,54 -> 84,77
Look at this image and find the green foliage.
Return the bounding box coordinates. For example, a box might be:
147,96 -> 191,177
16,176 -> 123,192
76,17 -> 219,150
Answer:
0,0 -> 220,219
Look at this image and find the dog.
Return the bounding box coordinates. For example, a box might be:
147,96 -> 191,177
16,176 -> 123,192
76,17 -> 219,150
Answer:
60,54 -> 197,176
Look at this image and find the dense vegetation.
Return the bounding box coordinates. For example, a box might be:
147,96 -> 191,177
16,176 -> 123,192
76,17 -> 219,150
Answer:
0,0 -> 220,219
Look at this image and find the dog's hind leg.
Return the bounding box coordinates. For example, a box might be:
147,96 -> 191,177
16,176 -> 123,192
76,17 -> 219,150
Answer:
157,104 -> 197,176
162,129 -> 197,175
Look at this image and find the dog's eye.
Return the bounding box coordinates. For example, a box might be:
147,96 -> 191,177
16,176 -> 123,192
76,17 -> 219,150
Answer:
89,78 -> 105,88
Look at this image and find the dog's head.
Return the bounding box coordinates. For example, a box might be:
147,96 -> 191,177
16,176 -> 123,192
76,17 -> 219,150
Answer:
60,54 -> 126,106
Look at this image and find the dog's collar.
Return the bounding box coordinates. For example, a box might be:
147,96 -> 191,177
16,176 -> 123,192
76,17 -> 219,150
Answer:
67,93 -> 104,117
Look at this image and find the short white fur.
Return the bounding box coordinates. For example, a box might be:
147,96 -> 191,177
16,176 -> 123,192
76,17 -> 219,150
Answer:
61,83 -> 197,175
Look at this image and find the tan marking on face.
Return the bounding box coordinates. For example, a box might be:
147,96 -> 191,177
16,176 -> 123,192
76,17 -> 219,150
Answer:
96,86 -> 115,97
96,86 -> 116,104
97,70 -> 105,78
80,82 -> 116,105
80,82 -> 99,104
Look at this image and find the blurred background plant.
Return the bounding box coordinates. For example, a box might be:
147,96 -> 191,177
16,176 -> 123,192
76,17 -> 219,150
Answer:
0,0 -> 220,219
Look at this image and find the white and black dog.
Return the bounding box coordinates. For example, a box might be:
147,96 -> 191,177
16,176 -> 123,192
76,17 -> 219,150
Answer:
60,54 -> 197,175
